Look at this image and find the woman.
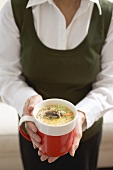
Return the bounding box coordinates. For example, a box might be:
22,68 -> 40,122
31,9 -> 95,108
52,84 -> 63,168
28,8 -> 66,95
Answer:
0,0 -> 113,170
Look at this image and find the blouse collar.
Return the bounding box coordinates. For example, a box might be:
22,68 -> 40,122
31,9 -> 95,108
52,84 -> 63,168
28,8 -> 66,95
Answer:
26,0 -> 102,15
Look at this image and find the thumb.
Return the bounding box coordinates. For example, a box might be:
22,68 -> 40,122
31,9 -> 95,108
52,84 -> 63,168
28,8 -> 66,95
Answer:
28,95 -> 43,110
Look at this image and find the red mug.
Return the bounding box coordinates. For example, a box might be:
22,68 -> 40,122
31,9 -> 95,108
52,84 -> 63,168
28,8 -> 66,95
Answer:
19,98 -> 78,157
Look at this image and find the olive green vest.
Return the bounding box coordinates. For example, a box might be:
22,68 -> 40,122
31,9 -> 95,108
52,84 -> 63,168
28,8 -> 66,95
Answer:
11,0 -> 113,141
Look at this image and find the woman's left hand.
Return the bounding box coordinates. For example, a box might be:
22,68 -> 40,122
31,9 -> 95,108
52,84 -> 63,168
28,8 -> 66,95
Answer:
38,111 -> 86,163
69,111 -> 86,157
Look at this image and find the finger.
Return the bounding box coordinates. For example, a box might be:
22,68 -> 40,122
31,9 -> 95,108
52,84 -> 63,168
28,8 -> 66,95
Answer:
38,150 -> 43,156
26,124 -> 41,143
26,121 -> 38,133
29,134 -> 41,149
69,122 -> 82,157
48,157 -> 59,163
31,137 -> 41,149
26,124 -> 41,142
38,150 -> 59,163
40,154 -> 49,161
23,99 -> 31,115
69,140 -> 80,157
33,143 -> 37,149
38,149 -> 48,159
31,138 -> 41,149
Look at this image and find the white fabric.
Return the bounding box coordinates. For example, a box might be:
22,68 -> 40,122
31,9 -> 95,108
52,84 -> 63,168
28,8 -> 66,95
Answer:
0,0 -> 113,130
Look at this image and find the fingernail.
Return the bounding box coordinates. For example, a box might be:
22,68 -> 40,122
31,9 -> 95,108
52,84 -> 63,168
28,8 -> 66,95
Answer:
39,145 -> 42,150
33,144 -> 37,149
35,136 -> 41,142
28,106 -> 34,110
72,151 -> 75,157
31,128 -> 37,133
48,159 -> 55,163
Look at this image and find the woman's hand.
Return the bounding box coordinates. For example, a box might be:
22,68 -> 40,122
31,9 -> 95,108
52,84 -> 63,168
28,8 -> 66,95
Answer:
69,111 -> 86,156
23,95 -> 43,149
38,110 -> 86,163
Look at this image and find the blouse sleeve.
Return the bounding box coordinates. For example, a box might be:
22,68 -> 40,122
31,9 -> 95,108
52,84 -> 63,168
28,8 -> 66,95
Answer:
0,0 -> 38,117
76,14 -> 113,129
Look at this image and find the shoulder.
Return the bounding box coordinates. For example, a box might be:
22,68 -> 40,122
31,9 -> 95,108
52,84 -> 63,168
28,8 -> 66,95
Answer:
99,0 -> 113,25
0,0 -> 14,20
99,0 -> 113,11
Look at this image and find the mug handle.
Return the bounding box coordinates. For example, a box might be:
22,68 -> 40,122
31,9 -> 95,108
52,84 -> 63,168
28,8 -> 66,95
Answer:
19,115 -> 35,141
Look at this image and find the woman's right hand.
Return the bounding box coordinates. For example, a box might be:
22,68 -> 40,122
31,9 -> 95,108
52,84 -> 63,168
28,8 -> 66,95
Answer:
22,95 -> 43,149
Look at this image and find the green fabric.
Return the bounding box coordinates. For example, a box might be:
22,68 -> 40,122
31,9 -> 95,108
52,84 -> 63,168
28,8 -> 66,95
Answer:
11,0 -> 113,142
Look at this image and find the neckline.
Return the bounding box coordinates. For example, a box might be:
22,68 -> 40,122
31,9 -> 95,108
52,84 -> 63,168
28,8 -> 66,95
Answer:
24,4 -> 97,56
